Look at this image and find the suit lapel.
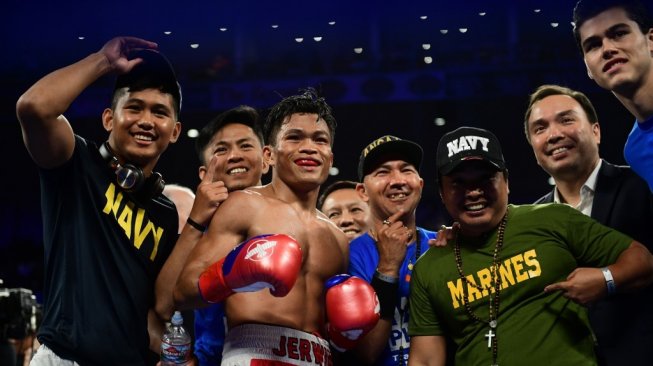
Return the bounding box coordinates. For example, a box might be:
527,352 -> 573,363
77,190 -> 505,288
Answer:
591,162 -> 622,224
535,190 -> 554,204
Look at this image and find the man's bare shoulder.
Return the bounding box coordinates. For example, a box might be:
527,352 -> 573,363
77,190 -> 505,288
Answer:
217,186 -> 291,216
232,187 -> 264,199
239,185 -> 292,205
316,210 -> 339,231
316,210 -> 348,246
222,187 -> 269,205
207,189 -> 269,223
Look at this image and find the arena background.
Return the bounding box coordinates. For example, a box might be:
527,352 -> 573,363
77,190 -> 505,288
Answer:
0,0 -> 645,298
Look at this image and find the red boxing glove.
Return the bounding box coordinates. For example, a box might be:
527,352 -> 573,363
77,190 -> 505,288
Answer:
198,234 -> 302,303
325,274 -> 380,351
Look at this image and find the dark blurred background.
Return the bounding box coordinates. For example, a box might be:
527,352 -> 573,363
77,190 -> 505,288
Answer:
0,0 -> 644,299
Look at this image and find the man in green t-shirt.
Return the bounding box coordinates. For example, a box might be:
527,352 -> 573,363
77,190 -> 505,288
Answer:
407,126 -> 653,366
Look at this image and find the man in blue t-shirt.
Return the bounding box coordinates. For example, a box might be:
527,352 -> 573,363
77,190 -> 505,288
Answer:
346,135 -> 436,366
155,105 -> 269,365
573,0 -> 653,191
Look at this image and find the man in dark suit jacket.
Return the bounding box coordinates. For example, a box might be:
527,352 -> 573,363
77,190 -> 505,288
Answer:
524,84 -> 653,366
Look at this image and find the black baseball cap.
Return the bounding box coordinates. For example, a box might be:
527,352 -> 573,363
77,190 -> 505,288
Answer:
436,126 -> 506,176
113,49 -> 182,115
358,135 -> 423,181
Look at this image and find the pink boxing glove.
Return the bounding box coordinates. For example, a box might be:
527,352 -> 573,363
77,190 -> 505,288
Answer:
198,234 -> 302,303
325,274 -> 381,351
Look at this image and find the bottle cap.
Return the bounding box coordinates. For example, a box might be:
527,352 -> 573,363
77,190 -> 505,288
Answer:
171,311 -> 183,325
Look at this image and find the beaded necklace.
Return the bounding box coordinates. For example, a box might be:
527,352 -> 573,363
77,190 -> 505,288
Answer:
453,208 -> 508,366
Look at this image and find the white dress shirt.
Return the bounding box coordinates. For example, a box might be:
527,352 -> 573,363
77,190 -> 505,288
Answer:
553,160 -> 602,217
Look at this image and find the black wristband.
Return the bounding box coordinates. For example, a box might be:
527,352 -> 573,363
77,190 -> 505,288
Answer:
186,217 -> 206,232
371,275 -> 399,319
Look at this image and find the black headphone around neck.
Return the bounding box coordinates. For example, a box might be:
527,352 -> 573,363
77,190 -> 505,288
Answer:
98,142 -> 164,199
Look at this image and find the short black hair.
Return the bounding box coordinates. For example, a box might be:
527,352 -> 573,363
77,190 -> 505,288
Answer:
524,84 -> 598,143
195,105 -> 264,165
573,0 -> 653,51
317,180 -> 358,210
263,88 -> 337,146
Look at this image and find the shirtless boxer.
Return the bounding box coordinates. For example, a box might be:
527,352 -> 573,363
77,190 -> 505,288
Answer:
174,90 -> 379,365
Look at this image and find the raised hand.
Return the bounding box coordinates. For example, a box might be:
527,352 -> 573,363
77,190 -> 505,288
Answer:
188,155 -> 229,229
374,209 -> 413,274
429,222 -> 460,247
98,36 -> 159,74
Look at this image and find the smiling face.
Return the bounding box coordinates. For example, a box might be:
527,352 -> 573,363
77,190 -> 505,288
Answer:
579,7 -> 653,96
267,113 -> 334,190
321,188 -> 370,240
103,88 -> 181,172
527,94 -> 601,181
439,161 -> 508,238
199,122 -> 267,191
359,159 -> 423,224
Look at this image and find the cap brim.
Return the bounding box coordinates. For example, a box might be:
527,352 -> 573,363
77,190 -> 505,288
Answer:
439,156 -> 503,176
359,140 -> 423,180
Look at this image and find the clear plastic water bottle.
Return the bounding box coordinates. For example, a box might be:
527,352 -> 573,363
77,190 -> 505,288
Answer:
161,311 -> 192,365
